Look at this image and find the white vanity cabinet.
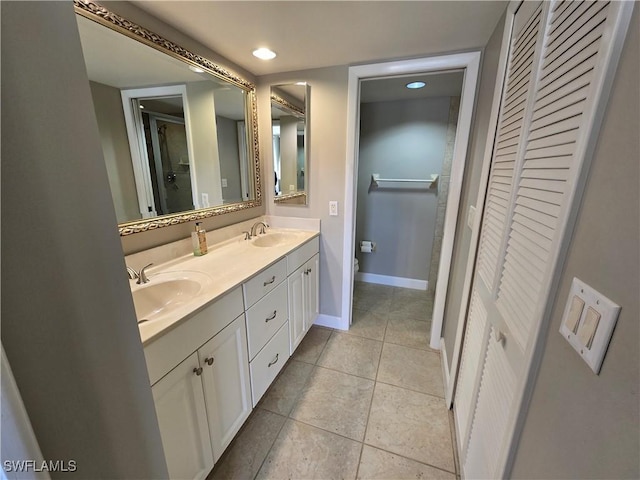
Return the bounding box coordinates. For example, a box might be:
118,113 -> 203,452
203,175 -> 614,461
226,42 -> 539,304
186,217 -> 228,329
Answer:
144,287 -> 247,480
151,352 -> 214,480
141,231 -> 321,478
243,258 -> 290,406
197,315 -> 252,461
287,238 -> 320,354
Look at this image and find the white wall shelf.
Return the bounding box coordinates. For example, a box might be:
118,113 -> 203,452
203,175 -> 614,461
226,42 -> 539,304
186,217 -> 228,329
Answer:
369,173 -> 439,192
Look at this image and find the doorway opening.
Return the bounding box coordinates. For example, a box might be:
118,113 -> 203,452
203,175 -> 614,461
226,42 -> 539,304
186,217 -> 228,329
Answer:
352,71 -> 464,342
342,52 -> 481,349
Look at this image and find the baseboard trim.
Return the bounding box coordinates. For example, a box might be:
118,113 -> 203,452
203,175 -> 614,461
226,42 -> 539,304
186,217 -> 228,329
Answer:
441,337 -> 450,394
355,272 -> 427,290
314,314 -> 346,330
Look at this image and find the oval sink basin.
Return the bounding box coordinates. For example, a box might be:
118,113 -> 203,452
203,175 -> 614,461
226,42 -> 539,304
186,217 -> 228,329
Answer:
131,271 -> 211,323
251,232 -> 304,248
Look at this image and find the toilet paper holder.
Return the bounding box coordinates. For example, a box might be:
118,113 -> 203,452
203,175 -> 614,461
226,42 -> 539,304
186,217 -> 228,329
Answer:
360,241 -> 376,253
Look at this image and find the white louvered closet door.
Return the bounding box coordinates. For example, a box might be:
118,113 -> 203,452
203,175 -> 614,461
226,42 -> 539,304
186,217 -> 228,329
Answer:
454,1 -> 633,478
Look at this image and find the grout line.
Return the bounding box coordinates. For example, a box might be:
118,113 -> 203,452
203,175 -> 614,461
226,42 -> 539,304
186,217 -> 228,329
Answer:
382,337 -> 439,353
304,363 -> 377,385
287,417 -> 366,445
355,288 -> 389,480
250,412 -> 289,480
360,442 -> 458,476
448,408 -> 461,476
374,378 -> 446,400
354,441 -> 365,480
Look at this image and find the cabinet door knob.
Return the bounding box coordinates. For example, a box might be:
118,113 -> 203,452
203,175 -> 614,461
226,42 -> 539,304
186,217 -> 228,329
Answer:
265,310 -> 277,322
205,357 -> 214,366
263,276 -> 276,286
268,353 -> 279,368
193,367 -> 203,376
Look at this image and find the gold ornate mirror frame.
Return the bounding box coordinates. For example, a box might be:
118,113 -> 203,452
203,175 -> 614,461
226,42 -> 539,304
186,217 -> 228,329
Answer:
270,92 -> 308,205
74,0 -> 262,236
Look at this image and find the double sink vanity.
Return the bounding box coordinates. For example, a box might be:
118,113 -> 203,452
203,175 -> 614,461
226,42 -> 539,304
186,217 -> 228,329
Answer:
73,2 -> 320,477
128,221 -> 319,479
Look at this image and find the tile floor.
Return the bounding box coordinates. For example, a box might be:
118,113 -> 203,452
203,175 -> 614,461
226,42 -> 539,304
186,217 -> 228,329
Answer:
209,282 -> 459,480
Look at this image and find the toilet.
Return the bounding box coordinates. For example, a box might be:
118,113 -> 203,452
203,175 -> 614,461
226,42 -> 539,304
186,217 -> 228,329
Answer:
353,257 -> 359,279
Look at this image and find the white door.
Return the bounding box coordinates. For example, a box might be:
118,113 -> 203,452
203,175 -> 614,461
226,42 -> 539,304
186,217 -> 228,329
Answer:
304,254 -> 320,329
152,352 -> 214,480
199,315 -> 252,461
288,264 -> 306,354
455,1 -> 633,478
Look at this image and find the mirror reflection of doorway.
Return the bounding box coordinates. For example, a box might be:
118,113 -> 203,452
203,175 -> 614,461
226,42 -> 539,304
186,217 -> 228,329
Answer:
145,113 -> 193,215
139,96 -> 194,217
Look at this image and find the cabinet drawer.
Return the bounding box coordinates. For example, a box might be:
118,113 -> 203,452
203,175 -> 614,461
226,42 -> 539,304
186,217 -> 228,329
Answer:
243,258 -> 287,308
144,287 -> 244,386
245,281 -> 288,360
249,321 -> 289,406
287,236 -> 319,275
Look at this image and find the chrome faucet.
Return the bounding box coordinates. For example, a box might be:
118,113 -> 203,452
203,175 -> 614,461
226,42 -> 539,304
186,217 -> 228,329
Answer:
127,263 -> 153,284
137,263 -> 153,284
250,221 -> 269,237
126,266 -> 139,280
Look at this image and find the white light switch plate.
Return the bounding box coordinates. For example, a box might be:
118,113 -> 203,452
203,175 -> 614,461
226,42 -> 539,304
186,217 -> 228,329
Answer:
467,205 -> 476,229
559,278 -> 621,374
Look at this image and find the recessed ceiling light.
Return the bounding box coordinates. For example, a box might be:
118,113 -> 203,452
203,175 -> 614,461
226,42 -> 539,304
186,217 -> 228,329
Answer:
406,81 -> 426,89
139,105 -> 145,109
253,48 -> 277,60
189,65 -> 205,73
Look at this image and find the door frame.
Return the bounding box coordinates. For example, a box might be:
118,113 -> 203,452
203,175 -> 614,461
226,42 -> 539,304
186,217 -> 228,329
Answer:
444,4 -> 518,407
341,52 -> 481,337
120,84 -> 196,218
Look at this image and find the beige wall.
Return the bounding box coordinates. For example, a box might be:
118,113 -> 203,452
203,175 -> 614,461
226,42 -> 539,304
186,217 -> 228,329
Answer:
89,81 -> 140,223
1,2 -> 167,476
510,7 -> 639,478
185,81 -> 224,207
441,11 -> 506,366
259,67 -> 349,318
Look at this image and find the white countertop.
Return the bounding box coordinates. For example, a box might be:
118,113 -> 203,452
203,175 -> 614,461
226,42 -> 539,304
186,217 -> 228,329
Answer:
133,228 -> 319,346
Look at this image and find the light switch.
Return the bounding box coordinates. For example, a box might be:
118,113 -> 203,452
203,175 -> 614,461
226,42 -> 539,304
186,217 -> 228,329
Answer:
559,278 -> 621,374
577,307 -> 601,349
467,205 -> 476,229
564,295 -> 585,333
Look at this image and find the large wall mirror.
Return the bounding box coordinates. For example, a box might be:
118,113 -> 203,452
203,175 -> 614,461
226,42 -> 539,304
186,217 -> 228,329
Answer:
74,0 -> 261,235
271,83 -> 309,205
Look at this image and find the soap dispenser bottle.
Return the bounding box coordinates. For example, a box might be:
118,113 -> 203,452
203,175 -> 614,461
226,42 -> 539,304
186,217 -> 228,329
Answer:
191,222 -> 208,256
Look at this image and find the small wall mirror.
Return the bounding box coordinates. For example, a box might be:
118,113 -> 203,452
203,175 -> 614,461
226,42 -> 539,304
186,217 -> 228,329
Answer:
74,1 -> 261,235
271,83 -> 309,205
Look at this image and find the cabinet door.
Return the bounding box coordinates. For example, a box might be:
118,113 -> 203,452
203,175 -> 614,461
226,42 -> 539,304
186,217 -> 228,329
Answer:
304,254 -> 319,329
288,265 -> 306,354
198,315 -> 252,461
152,353 -> 214,480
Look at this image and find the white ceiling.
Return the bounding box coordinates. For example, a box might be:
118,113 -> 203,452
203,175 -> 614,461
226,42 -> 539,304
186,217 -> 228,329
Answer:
131,1 -> 508,77
360,70 -> 465,103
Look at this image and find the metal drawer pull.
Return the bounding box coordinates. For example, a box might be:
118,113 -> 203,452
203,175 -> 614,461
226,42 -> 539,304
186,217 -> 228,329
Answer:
265,310 -> 277,322
263,276 -> 276,286
268,353 -> 279,368
205,357 -> 214,366
193,367 -> 203,376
